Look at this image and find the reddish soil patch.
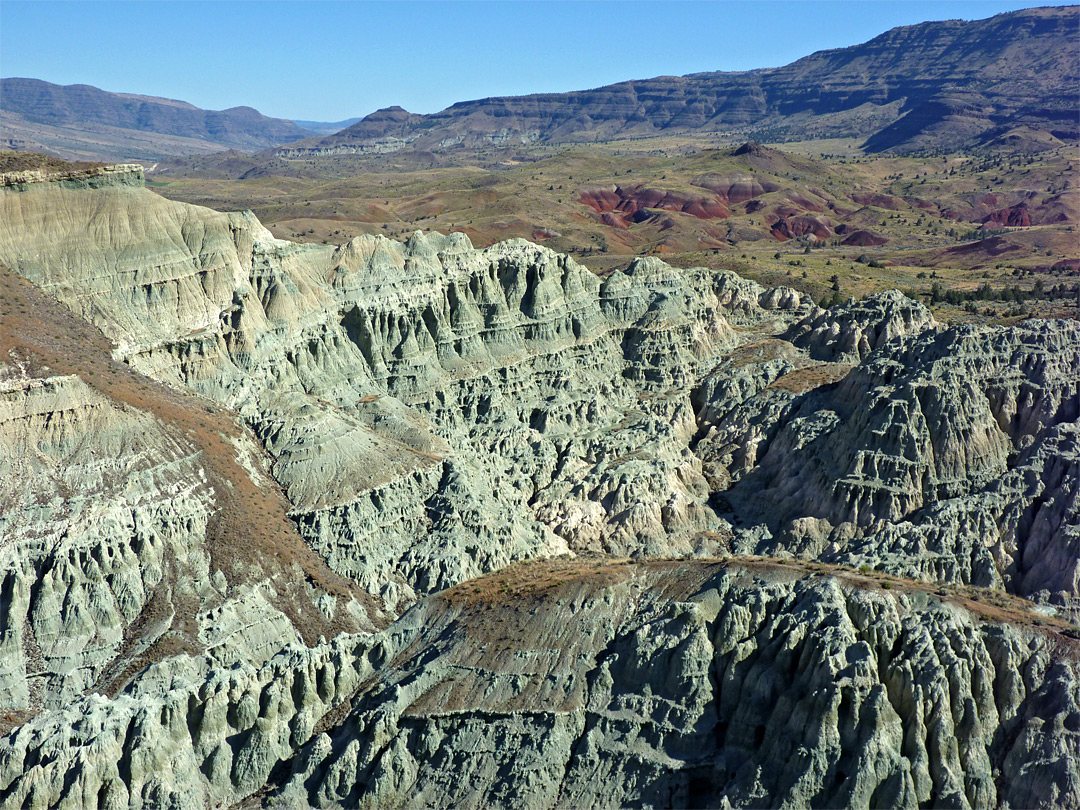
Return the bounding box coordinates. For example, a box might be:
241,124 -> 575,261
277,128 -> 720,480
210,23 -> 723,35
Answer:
692,173 -> 781,203
771,215 -> 833,242
842,229 -> 889,247
984,205 -> 1032,227
579,184 -> 729,221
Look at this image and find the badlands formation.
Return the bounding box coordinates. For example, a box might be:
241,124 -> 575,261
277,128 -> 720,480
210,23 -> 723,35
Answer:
0,163 -> 1077,808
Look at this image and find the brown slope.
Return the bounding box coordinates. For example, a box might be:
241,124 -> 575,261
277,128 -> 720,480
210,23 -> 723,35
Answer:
0,260 -> 383,649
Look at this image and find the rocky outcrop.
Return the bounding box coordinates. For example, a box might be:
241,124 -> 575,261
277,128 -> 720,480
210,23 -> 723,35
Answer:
0,356 -> 378,712
0,367 -> 216,710
1,162 -> 1078,810
0,631 -> 384,809
784,290 -> 938,363
721,318 -> 1080,605
4,558 -> 1076,810
0,170 -> 813,617
3,169 -> 1074,616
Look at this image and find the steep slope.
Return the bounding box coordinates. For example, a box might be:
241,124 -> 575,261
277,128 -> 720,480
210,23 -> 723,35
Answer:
277,6 -> 1078,157
2,559 -> 1076,809
695,297 -> 1080,606
0,79 -> 314,161
0,256 -> 380,718
1,159 -> 1078,809
3,161 -> 1076,611
737,318 -> 1080,595
0,161 -> 800,614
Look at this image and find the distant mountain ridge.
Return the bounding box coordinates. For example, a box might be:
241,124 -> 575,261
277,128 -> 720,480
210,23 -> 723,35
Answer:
278,5 -> 1079,156
292,117 -> 364,135
0,78 -> 316,161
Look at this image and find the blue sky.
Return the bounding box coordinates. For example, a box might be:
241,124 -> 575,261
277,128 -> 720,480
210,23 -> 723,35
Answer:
0,1 -> 1064,122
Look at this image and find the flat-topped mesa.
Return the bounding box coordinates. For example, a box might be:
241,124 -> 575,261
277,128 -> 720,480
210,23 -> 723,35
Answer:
0,162 -> 144,190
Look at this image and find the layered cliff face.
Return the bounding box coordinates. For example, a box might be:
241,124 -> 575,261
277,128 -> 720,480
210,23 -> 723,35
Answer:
0,165 -> 813,614
706,315 -> 1080,604
1,163 -> 1077,809
274,7 -> 1078,155
2,560 -> 1076,810
0,354 -> 378,715
0,367 -> 215,711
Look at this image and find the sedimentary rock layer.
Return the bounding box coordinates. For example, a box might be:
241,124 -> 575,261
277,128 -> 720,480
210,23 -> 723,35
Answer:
2,559 -> 1076,810
1,163 -> 1077,810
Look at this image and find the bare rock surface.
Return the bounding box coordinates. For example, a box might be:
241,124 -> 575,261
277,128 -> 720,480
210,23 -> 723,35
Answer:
0,361 -> 372,713
2,559 -> 1076,810
784,289 -> 939,363
719,318 -> 1080,607
0,164 -> 1077,809
0,167 -> 811,613
276,559 -> 1080,810
0,366 -> 215,710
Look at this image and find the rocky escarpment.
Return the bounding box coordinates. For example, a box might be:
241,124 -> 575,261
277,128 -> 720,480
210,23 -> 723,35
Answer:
271,7 -> 1078,155
705,315 -> 1080,607
0,630 -> 385,809
784,290 -> 939,363
0,255 -> 383,715
1,162 -> 1078,809
0,367 -> 215,711
3,559 -> 1076,810
0,166 -> 815,615
0,358 -> 377,714
1,165 -> 1076,614
279,560 -> 1079,810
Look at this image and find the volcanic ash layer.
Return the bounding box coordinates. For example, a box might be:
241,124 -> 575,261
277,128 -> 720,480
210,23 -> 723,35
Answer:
0,163 -> 1077,809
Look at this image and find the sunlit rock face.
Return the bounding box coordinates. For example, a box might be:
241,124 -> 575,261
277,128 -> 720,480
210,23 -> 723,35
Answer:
1,164 -> 1077,810
3,560 -> 1077,810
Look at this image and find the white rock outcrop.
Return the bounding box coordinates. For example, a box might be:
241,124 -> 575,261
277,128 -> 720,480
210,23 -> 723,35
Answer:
0,165 -> 1076,809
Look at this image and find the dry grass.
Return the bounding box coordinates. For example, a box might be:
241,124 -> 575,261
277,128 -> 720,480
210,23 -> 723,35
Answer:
441,554 -> 1080,654
0,150 -> 105,175
765,363 -> 853,394
718,339 -> 795,370
442,554 -> 636,607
